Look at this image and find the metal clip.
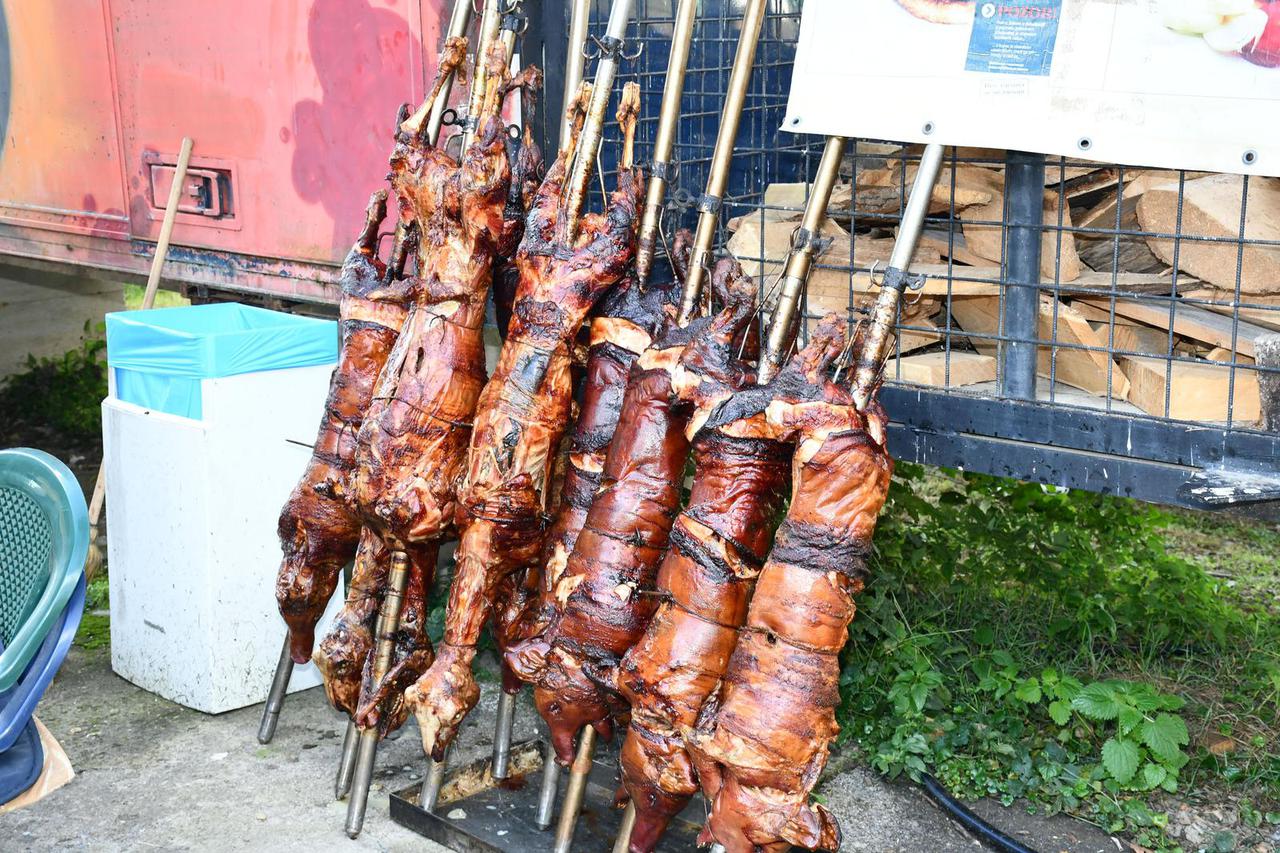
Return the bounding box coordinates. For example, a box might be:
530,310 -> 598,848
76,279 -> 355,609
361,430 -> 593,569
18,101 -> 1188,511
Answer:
500,12 -> 528,36
440,108 -> 464,128
697,193 -> 722,215
650,160 -> 673,182
790,226 -> 833,255
585,35 -> 643,61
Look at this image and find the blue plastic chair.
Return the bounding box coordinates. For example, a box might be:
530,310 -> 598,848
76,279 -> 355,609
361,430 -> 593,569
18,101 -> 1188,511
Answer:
0,719 -> 43,804
0,574 -> 85,751
0,448 -> 89,693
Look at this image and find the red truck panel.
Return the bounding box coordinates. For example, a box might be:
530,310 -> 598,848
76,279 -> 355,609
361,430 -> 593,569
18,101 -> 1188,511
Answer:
0,0 -> 451,304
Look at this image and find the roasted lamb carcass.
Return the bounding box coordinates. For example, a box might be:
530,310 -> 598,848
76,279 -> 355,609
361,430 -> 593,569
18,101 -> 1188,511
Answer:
684,316 -> 894,853
613,283 -> 831,853
405,83 -> 645,759
503,252 -> 758,765
274,189 -> 414,664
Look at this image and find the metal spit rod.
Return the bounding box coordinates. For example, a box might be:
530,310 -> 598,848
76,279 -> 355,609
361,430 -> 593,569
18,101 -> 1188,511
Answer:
634,0 -> 697,287
425,0 -> 476,145
257,636 -> 293,744
535,738 -> 560,829
561,0 -> 637,241
561,0 -> 592,143
344,549 -> 412,838
551,726 -> 597,853
490,690 -> 518,779
757,136 -> 847,384
851,142 -> 945,411
334,720 -> 361,799
676,0 -> 769,325
460,0 -> 504,153
611,802 -> 638,853
420,744 -> 450,812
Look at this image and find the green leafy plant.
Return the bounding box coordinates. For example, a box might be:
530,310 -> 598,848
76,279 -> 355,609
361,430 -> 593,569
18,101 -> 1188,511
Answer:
835,463 -> 1279,849
0,321 -> 108,443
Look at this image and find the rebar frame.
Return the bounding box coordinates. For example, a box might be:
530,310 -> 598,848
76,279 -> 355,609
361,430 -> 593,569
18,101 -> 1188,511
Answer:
553,0 -> 1279,507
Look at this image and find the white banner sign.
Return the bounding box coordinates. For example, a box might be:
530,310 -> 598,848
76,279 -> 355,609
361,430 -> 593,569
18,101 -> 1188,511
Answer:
784,0 -> 1280,176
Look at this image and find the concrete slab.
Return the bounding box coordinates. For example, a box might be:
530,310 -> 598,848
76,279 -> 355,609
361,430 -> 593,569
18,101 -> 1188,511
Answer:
1,644 -> 1123,853
0,269 -> 123,378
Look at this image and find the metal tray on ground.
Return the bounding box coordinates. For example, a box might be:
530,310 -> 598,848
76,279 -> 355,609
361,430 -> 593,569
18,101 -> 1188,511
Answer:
390,737 -> 706,852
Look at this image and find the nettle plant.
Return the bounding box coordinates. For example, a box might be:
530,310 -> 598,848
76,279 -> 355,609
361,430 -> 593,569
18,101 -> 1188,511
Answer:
1070,680 -> 1190,793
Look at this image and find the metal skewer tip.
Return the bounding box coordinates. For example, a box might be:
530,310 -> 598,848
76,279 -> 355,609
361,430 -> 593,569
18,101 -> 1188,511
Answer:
334,719 -> 360,800
343,549 -> 412,838
551,726 -> 597,853
611,801 -> 638,853
535,740 -> 560,830
420,746 -> 450,813
257,635 -> 294,744
491,690 -> 518,779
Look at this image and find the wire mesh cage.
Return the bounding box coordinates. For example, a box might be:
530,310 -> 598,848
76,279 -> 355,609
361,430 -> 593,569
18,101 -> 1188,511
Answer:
533,0 -> 1280,507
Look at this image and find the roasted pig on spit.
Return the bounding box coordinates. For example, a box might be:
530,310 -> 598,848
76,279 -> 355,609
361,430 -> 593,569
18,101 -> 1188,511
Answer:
313,529 -> 438,730
493,68 -> 545,337
491,273 -> 676,693
311,38 -> 525,728
614,275 -> 836,853
503,252 -> 759,765
274,188 -> 414,664
405,82 -> 645,759
685,316 -> 893,853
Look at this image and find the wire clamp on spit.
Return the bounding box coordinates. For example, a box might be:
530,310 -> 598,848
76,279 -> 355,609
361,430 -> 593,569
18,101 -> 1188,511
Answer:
500,11 -> 528,36
698,193 -> 723,216
790,226 -> 833,256
870,263 -> 928,306
584,33 -> 644,61
649,160 -> 674,182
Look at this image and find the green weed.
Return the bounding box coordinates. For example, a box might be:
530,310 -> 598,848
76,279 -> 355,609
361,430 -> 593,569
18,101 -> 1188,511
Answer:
0,321 -> 107,443
839,463 -> 1280,849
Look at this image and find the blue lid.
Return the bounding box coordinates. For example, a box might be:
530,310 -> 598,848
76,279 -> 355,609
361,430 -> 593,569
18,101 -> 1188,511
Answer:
105,303 -> 338,379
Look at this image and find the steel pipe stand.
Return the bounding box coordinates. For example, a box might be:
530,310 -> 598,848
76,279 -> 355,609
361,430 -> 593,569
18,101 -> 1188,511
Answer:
389,736 -> 704,851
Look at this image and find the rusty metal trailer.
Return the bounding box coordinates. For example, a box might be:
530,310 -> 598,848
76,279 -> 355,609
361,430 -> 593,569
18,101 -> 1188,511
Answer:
3,0 -> 1277,508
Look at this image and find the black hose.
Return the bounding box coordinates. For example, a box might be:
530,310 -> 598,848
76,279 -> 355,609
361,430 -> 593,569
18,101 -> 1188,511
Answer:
920,774 -> 1042,853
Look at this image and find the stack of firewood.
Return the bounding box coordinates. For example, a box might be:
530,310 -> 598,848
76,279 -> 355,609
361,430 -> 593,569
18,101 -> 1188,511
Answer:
727,147 -> 1280,425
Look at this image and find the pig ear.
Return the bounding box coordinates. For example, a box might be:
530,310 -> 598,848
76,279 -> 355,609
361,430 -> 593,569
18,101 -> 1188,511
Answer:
386,221 -> 418,282
669,228 -> 695,283
356,190 -> 389,254
780,802 -> 841,851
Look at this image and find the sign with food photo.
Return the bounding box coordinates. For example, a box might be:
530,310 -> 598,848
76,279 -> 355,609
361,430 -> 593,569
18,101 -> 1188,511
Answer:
785,0 -> 1280,176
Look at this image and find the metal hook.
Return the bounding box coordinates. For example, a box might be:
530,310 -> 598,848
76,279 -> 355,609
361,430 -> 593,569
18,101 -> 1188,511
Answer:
582,38 -> 603,60
621,40 -> 644,61
866,260 -> 884,289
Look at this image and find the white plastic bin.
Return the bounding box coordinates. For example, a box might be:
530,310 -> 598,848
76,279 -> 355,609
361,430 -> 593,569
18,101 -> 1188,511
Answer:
102,305 -> 344,713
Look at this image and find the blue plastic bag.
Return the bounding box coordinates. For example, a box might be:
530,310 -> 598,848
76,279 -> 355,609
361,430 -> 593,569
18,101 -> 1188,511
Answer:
106,303 -> 337,419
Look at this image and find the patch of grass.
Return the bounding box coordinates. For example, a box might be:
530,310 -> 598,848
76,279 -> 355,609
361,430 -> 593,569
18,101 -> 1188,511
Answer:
74,572 -> 111,650
837,464 -> 1280,850
122,283 -> 189,311
0,321 -> 107,444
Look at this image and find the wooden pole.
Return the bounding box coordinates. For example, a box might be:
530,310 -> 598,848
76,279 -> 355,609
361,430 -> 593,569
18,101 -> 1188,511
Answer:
85,135 -> 194,582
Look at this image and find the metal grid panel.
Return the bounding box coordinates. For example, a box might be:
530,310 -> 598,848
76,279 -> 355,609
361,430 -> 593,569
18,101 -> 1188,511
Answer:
554,0 -> 1280,504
